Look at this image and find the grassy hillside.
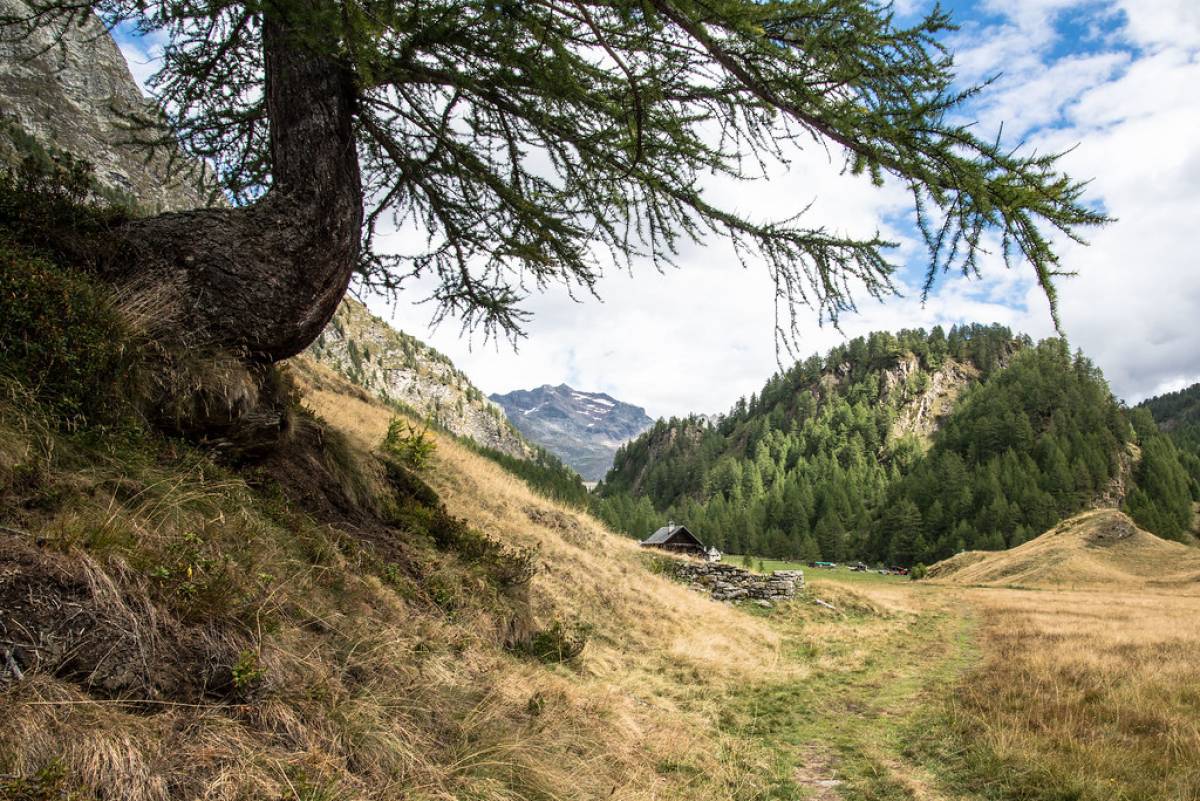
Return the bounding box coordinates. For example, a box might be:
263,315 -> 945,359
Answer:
0,164 -> 794,799
0,280 -> 809,799
926,508 -> 1200,588
0,353 -> 796,799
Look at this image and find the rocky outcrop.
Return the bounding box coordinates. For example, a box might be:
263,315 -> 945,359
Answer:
307,298 -> 534,459
0,0 -> 211,211
885,356 -> 979,445
490,384 -> 653,481
1095,441 -> 1141,509
670,562 -> 803,606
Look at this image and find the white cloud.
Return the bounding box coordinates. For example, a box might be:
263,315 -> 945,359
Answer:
114,27 -> 167,96
1115,0 -> 1200,49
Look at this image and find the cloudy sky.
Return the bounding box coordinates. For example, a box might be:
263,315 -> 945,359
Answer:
118,0 -> 1200,419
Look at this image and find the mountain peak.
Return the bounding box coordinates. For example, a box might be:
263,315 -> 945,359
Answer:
490,385 -> 653,481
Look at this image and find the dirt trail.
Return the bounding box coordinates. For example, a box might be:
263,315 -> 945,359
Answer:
729,577 -> 979,801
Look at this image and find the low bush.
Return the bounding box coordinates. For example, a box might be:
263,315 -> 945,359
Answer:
520,619 -> 591,664
382,417 -> 436,470
0,236 -> 131,424
0,154 -> 137,427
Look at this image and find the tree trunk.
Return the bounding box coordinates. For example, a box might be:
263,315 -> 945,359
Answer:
112,0 -> 362,362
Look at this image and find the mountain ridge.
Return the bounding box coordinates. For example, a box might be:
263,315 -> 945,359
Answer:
490,383 -> 653,481
306,299 -> 535,460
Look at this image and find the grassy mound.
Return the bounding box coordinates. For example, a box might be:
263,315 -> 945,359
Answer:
926,508 -> 1200,588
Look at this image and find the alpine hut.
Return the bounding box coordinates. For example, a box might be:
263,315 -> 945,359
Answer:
640,522 -> 708,558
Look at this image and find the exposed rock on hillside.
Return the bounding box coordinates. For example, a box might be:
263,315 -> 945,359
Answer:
491,384 -> 653,481
307,299 -> 533,459
0,0 -> 210,211
885,356 -> 979,445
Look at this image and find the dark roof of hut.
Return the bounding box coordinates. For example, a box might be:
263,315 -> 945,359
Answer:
641,524 -> 704,547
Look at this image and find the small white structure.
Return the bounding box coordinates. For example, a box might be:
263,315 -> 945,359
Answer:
704,546 -> 722,563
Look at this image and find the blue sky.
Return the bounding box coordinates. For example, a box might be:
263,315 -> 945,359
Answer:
115,0 -> 1200,418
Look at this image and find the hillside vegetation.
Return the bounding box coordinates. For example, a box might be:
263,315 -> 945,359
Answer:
596,328 -> 1195,564
1138,382 -> 1200,507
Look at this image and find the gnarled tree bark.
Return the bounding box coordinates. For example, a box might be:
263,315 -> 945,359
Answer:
112,0 -> 361,363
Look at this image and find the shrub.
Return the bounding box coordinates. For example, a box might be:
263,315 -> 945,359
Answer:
381,460 -> 538,589
231,649 -> 266,689
0,155 -> 134,425
0,237 -> 130,424
910,563 -> 928,581
0,149 -> 129,259
0,759 -> 86,801
381,417 -> 436,470
521,620 -> 591,664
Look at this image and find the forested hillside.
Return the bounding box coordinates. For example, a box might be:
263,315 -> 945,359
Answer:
1138,382 -> 1200,498
594,328 -> 1196,564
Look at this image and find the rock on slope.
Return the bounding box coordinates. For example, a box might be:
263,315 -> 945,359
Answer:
926,508 -> 1200,588
490,384 -> 653,480
0,0 -> 210,211
883,355 -> 979,445
307,298 -> 534,459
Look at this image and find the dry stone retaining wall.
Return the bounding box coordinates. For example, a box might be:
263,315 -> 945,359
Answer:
671,562 -> 803,606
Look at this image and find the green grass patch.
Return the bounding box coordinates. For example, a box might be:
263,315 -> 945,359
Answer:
718,596 -> 979,801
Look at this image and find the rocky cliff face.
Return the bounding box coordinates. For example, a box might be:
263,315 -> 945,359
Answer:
883,355 -> 980,446
490,384 -> 654,481
307,299 -> 534,459
0,0 -> 210,211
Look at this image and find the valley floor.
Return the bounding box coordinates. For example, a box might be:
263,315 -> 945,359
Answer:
730,573 -> 1200,801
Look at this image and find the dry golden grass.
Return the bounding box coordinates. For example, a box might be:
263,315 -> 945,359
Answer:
295,357 -> 798,795
296,357 -> 783,682
943,584 -> 1200,800
927,508 -> 1200,589
922,509 -> 1200,799
1,358 -> 796,800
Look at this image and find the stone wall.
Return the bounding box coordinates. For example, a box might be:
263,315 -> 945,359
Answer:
671,562 -> 803,607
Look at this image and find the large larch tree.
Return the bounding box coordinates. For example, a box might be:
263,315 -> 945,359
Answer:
4,0 -> 1107,362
